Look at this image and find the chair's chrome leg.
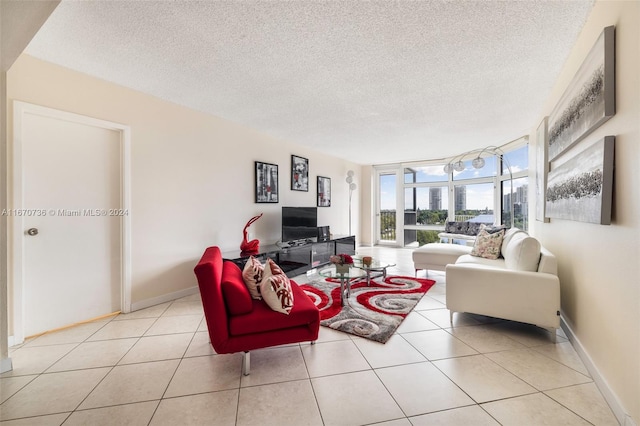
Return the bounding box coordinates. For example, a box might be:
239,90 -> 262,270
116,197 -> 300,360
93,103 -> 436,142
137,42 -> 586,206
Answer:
242,351 -> 250,376
449,311 -> 454,325
547,328 -> 557,343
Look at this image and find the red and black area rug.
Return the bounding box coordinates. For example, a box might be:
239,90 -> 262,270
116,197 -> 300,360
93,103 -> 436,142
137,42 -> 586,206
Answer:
300,275 -> 435,343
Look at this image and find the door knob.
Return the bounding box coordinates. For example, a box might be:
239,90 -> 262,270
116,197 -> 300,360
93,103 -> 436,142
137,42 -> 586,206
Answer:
27,228 -> 38,236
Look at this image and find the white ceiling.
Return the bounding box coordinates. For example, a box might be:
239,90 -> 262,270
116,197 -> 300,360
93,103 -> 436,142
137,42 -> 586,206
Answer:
24,0 -> 594,165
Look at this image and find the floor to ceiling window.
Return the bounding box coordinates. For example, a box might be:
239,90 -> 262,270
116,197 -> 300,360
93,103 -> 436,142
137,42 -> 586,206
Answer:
403,165 -> 449,246
375,138 -> 529,247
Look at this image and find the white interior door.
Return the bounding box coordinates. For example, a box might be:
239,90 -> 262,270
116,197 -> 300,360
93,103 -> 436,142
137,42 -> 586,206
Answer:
13,102 -> 131,339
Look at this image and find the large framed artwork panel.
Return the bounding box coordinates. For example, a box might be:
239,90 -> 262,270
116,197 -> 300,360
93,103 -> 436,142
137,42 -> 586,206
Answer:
547,25 -> 615,161
546,136 -> 614,225
535,117 -> 550,222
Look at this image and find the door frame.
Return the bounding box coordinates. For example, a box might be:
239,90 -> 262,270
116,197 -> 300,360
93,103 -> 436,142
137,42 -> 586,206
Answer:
11,101 -> 131,344
373,165 -> 403,247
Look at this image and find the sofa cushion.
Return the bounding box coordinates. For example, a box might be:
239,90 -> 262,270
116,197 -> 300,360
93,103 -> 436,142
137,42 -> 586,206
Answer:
501,227 -> 523,255
242,256 -> 264,300
466,222 -> 495,236
413,243 -> 472,258
445,221 -> 468,235
221,262 -> 253,315
455,254 -> 507,269
470,227 -> 505,260
260,258 -> 294,315
503,232 -> 541,272
486,224 -> 507,234
229,281 -> 317,336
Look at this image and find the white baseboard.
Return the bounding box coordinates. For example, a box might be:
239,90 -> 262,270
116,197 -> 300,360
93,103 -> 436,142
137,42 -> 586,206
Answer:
560,315 -> 636,426
130,286 -> 199,312
7,286 -> 201,350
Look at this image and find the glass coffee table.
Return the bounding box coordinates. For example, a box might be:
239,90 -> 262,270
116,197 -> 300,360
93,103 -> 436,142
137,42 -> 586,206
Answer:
318,265 -> 366,305
353,256 -> 397,286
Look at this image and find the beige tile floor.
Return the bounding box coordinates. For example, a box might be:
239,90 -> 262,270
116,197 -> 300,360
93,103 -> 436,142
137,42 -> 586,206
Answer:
0,247 -> 619,425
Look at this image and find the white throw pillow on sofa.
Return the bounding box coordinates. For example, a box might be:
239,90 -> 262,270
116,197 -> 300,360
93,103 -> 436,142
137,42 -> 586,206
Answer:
501,227 -> 522,255
503,232 -> 541,272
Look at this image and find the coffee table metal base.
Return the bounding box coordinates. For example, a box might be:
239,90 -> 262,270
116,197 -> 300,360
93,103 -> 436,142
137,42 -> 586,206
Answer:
317,265 -> 366,305
362,265 -> 392,286
338,274 -> 351,304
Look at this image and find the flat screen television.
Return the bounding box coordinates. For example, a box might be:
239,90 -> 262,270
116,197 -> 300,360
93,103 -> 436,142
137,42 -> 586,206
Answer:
282,207 -> 318,244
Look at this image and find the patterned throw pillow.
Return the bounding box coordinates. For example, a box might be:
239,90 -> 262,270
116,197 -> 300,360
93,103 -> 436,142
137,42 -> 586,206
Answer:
466,222 -> 503,236
260,258 -> 294,315
242,256 -> 264,300
465,222 -> 484,236
484,225 -> 507,234
445,221 -> 468,234
470,226 -> 505,260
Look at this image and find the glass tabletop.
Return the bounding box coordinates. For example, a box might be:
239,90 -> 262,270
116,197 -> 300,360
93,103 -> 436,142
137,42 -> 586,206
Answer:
352,256 -> 396,270
317,265 -> 366,279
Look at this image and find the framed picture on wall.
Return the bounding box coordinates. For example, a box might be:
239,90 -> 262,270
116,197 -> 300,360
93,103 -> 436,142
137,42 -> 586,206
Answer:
317,176 -> 331,207
291,155 -> 309,191
255,161 -> 279,203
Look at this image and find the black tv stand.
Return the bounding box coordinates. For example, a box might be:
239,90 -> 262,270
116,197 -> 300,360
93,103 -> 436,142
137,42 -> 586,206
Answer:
222,235 -> 355,278
284,238 -> 316,248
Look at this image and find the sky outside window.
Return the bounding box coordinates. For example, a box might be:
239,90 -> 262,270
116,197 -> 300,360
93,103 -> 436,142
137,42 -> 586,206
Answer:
380,174 -> 396,210
503,145 -> 528,175
404,165 -> 448,183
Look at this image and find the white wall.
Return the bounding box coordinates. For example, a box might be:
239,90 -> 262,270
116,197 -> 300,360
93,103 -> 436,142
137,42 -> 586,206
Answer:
7,54 -> 360,318
359,165 -> 375,246
530,2 -> 639,424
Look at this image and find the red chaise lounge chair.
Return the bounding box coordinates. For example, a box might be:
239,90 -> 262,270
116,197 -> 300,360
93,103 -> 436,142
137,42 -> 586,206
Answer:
194,246 -> 320,375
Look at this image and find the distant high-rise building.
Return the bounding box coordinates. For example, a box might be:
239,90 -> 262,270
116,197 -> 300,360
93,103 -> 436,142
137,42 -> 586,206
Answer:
503,192 -> 512,212
454,186 -> 466,211
429,187 -> 442,210
505,184 -> 529,212
516,184 -> 528,204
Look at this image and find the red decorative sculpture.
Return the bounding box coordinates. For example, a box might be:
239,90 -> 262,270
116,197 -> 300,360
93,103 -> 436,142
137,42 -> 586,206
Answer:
240,213 -> 263,255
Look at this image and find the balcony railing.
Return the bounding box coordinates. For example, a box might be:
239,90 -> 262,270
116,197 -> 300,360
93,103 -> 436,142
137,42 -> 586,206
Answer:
379,210 -> 396,241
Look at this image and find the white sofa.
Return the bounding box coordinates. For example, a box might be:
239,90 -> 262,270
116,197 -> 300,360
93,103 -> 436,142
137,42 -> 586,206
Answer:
445,228 -> 561,341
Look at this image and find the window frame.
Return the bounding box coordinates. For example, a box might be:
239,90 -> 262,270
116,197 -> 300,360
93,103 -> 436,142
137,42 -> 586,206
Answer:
375,137 -> 529,247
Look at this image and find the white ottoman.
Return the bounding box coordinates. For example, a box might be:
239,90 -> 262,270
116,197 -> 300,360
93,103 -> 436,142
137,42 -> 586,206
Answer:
412,243 -> 472,276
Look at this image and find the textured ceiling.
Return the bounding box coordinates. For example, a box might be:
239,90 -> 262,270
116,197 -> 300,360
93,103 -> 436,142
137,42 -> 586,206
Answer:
25,0 -> 594,165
